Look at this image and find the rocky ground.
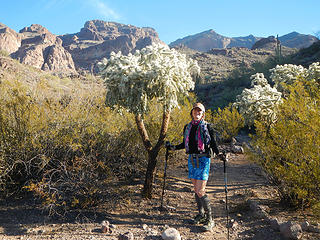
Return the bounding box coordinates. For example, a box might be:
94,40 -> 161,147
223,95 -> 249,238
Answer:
0,149 -> 319,240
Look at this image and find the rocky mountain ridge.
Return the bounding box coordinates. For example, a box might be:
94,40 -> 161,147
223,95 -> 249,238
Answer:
59,20 -> 163,73
0,20 -> 319,75
0,20 -> 163,75
169,29 -> 319,52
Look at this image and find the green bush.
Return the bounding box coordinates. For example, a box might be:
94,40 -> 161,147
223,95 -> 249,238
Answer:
0,75 -> 194,215
251,78 -> 320,209
0,77 -> 146,213
207,105 -> 244,142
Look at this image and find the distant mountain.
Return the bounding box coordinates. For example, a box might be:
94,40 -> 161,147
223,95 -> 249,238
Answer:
1,20 -> 319,76
279,31 -> 319,49
169,30 -> 318,52
169,30 -> 230,52
292,40 -> 320,66
228,34 -> 261,48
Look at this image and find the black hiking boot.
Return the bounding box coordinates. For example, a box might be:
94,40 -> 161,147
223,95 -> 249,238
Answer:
193,213 -> 207,224
200,195 -> 215,231
202,216 -> 215,231
193,193 -> 206,224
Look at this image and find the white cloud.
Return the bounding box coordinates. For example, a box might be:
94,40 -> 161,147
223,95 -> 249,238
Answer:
87,0 -> 121,20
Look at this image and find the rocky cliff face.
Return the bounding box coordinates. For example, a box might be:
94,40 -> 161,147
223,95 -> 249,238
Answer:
0,20 -> 163,75
0,23 -> 21,54
2,23 -> 77,75
59,20 -> 163,73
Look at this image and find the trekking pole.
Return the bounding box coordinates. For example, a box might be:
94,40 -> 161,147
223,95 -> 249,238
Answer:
223,151 -> 230,240
160,141 -> 170,211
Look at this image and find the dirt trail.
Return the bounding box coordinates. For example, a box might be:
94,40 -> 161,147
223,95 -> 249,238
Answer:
0,153 -> 319,239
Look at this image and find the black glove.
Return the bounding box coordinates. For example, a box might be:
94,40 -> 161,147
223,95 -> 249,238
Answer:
165,141 -> 175,150
217,152 -> 228,162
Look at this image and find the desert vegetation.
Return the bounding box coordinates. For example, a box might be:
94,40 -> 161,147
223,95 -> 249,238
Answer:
234,62 -> 320,216
1,38 -> 320,223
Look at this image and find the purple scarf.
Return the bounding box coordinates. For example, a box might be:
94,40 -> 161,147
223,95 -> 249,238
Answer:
184,120 -> 211,153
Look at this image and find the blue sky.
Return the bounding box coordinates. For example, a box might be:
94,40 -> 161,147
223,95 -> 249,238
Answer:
1,0 -> 319,44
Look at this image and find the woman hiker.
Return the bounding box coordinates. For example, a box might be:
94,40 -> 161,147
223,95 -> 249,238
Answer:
166,102 -> 224,231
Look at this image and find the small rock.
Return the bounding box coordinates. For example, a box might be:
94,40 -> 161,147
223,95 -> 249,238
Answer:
142,224 -> 149,231
118,231 -> 134,240
248,200 -> 269,219
280,221 -> 302,240
228,219 -> 238,229
110,224 -> 117,229
307,223 -> 320,233
166,205 -> 176,212
101,220 -> 110,233
161,227 -> 181,240
300,221 -> 309,231
231,145 -> 244,154
149,229 -> 159,235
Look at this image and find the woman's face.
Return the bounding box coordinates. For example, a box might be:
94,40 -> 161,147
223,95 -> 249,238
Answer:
192,107 -> 204,121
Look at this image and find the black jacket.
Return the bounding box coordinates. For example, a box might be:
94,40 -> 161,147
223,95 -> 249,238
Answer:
174,122 -> 219,156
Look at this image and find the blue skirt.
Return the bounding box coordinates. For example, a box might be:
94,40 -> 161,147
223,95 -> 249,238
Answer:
188,155 -> 211,180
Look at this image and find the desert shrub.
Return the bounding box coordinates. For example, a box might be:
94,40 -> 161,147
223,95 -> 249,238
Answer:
0,76 -> 147,215
207,105 -> 244,142
251,77 -> 320,209
0,73 -> 195,216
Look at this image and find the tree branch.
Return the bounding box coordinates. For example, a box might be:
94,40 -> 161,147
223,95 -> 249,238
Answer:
154,109 -> 171,152
135,114 -> 152,152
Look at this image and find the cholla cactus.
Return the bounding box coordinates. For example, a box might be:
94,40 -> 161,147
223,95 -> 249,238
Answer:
234,73 -> 282,126
98,43 -> 200,115
270,62 -> 320,91
307,62 -> 320,83
270,64 -> 306,91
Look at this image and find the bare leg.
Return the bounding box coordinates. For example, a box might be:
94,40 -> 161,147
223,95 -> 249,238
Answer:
192,179 -> 207,197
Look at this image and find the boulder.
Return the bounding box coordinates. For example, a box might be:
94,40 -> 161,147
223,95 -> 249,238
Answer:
279,221 -> 303,240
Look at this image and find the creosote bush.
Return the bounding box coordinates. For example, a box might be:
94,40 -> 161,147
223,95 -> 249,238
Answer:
207,105 -> 244,142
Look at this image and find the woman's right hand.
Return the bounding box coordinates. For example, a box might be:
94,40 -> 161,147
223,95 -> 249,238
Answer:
165,141 -> 176,150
